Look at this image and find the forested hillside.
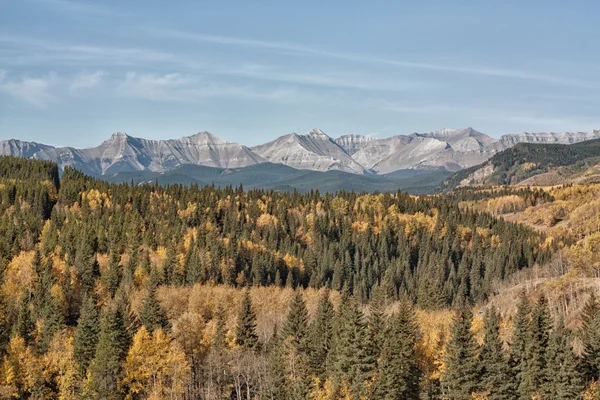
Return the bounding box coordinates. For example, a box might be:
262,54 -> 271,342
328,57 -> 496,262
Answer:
2,156 -> 600,399
442,138 -> 600,189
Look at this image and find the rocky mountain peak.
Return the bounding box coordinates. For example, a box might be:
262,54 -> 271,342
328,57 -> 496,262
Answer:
307,128 -> 328,137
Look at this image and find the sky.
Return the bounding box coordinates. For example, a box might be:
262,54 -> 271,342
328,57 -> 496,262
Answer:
1,0 -> 599,148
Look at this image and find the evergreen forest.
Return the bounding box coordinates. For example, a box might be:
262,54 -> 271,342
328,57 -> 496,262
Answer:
0,155 -> 598,400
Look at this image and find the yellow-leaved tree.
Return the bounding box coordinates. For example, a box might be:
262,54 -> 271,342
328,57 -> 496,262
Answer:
121,327 -> 190,399
0,335 -> 42,398
43,331 -> 80,400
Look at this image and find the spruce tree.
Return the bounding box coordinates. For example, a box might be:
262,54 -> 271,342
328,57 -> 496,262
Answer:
545,316 -> 584,400
38,293 -> 65,354
367,290 -> 386,356
581,292 -> 600,383
74,295 -> 100,373
90,302 -> 129,399
511,292 -> 530,399
443,306 -> 481,400
103,251 -> 121,298
520,295 -> 551,399
235,289 -> 259,350
479,307 -> 516,400
307,289 -> 335,379
14,289 -> 35,346
281,288 -> 309,349
330,295 -> 376,399
138,285 -> 169,333
279,289 -> 310,399
373,301 -> 420,400
213,302 -> 227,353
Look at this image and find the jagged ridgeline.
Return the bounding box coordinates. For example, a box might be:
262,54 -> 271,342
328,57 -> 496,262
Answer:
0,156 -> 552,306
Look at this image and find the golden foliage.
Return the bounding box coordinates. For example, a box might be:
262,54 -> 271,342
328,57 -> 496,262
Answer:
122,327 -> 190,399
2,251 -> 35,303
256,213 -> 279,228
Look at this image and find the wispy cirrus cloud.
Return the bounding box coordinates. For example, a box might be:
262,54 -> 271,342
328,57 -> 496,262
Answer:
156,29 -> 600,89
0,35 -> 174,68
115,72 -> 315,103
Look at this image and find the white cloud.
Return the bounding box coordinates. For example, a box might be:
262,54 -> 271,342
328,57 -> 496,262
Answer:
115,71 -> 314,103
70,70 -> 104,92
0,71 -> 60,107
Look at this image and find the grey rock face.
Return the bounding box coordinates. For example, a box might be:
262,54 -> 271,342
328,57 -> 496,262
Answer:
2,127 -> 599,176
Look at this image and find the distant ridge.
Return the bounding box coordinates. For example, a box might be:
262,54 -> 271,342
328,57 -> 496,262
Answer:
2,127 -> 599,177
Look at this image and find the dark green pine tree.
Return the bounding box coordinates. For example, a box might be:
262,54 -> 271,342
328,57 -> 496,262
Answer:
102,251 -> 122,298
520,295 -> 551,399
479,307 -> 516,400
14,289 -> 35,346
235,289 -> 259,350
580,292 -> 600,383
510,292 -> 530,399
545,316 -> 584,400
161,241 -> 177,285
443,306 -> 481,400
138,285 -> 169,333
373,301 -> 420,400
367,290 -> 386,357
74,295 -> 100,373
212,303 -> 227,351
330,295 -> 376,399
38,293 -> 65,354
307,289 -> 335,379
279,289 -> 310,400
90,302 -> 129,400
281,288 -> 309,349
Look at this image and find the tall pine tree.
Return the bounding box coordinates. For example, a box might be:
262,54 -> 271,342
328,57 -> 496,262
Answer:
479,306 -> 516,400
74,295 -> 100,373
235,289 -> 259,350
443,306 -> 481,400
373,301 -> 420,400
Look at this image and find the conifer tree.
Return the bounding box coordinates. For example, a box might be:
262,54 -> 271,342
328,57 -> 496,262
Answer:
281,288 -> 309,349
103,251 -> 121,298
38,293 -> 65,354
520,295 -> 551,399
479,307 -> 516,400
330,295 -> 376,399
138,285 -> 169,333
581,292 -> 600,383
14,289 -> 35,346
307,289 -> 335,379
367,289 -> 386,356
511,292 -> 530,398
213,302 -> 227,352
545,316 -> 584,400
74,295 -> 100,373
90,302 -> 129,399
235,289 -> 259,350
373,301 -> 420,400
443,306 -> 481,400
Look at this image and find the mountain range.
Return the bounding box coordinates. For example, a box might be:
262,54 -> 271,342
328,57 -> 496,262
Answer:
2,127 -> 600,193
4,127 -> 600,174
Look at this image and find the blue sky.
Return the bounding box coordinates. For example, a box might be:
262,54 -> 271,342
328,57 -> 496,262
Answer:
1,0 -> 599,148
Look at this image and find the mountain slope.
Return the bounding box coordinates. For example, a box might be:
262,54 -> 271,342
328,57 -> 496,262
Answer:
33,132 -> 265,176
351,128 -> 496,173
251,128 -> 367,174
2,127 -> 600,179
0,139 -> 55,158
441,138 -> 600,189
105,162 -> 451,194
